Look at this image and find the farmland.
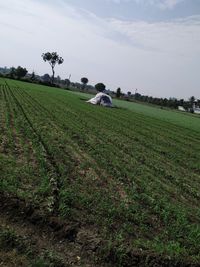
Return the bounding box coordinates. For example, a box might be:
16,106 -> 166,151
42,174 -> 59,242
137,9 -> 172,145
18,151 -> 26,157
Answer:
0,78 -> 200,266
71,91 -> 200,133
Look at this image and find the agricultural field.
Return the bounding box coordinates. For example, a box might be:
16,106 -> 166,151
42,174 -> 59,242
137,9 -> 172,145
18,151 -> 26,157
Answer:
71,91 -> 200,133
0,78 -> 200,267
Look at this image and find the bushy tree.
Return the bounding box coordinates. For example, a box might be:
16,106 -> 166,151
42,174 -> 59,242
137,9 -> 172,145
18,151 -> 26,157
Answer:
15,66 -> 28,79
42,73 -> 51,83
81,77 -> 89,90
95,83 -> 106,92
42,52 -> 64,84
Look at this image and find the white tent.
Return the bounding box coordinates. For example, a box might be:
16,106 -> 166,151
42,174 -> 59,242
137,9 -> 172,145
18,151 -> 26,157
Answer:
87,92 -> 113,107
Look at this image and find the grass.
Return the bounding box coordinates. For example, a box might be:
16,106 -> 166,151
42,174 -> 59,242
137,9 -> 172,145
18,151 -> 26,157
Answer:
70,90 -> 200,133
0,78 -> 200,265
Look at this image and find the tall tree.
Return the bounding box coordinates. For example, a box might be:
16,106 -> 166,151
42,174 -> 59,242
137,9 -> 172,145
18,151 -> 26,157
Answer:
116,87 -> 122,98
95,83 -> 106,92
189,96 -> 195,105
30,71 -> 36,81
81,77 -> 89,90
42,52 -> 64,84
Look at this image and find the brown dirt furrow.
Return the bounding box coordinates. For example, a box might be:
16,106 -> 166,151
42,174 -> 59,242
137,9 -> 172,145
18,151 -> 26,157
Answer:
0,192 -> 108,267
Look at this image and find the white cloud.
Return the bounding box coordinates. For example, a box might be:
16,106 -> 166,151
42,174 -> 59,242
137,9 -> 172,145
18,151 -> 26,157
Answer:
108,15 -> 200,56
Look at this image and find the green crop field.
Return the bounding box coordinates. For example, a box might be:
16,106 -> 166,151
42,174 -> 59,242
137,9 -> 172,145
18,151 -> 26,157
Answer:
0,78 -> 200,266
70,90 -> 200,133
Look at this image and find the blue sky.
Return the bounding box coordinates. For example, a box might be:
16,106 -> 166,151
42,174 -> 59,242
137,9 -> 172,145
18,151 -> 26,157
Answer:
0,0 -> 200,99
65,0 -> 200,21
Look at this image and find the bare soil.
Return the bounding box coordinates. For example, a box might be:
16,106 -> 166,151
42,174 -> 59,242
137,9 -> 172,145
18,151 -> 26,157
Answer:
0,192 -> 107,267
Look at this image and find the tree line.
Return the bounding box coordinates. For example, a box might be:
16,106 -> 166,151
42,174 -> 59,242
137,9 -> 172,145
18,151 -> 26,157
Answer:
0,51 -> 199,111
128,92 -> 199,111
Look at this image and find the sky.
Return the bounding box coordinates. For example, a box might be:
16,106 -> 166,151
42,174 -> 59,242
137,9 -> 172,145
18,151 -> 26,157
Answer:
0,0 -> 200,99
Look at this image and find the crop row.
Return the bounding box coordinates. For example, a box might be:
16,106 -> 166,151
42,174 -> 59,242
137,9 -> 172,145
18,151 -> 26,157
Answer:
17,83 -> 200,204
1,79 -> 200,261
9,82 -> 200,214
